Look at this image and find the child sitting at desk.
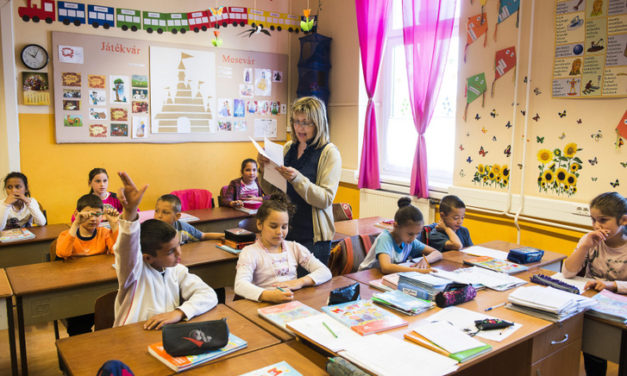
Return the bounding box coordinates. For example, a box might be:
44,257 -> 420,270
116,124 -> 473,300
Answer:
220,158 -> 267,209
56,194 -> 119,336
234,192 -> 332,303
358,197 -> 442,274
562,191 -> 627,376
154,194 -> 224,244
0,171 -> 46,230
421,195 -> 473,252
113,172 -> 218,329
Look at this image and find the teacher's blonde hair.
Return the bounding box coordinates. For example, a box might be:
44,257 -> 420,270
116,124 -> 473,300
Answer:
290,96 -> 330,149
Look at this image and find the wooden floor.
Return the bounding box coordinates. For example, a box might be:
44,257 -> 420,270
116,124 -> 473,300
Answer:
0,322 -> 619,376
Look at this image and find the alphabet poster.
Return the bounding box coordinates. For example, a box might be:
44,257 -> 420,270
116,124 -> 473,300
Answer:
552,0 -> 627,98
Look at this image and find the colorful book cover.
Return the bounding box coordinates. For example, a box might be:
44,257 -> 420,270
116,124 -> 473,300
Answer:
257,301 -> 319,332
372,290 -> 433,314
239,361 -> 303,376
0,228 -> 35,242
588,290 -> 627,324
147,334 -> 247,372
464,256 -> 528,274
321,299 -> 408,336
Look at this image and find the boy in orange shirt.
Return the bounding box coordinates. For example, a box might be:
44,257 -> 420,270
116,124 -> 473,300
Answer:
55,194 -> 119,335
56,194 -> 119,259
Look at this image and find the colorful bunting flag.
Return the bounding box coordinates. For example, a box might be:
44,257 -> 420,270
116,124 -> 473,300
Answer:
465,13 -> 488,62
464,73 -> 487,121
492,46 -> 516,95
495,0 -> 520,41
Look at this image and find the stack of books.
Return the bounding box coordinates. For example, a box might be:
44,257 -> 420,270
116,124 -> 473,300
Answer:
507,285 -> 597,322
223,228 -> 256,249
372,290 -> 434,315
397,272 -> 451,301
587,289 -> 627,324
0,228 -> 35,242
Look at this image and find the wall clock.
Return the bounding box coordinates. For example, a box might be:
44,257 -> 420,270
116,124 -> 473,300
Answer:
20,44 -> 48,70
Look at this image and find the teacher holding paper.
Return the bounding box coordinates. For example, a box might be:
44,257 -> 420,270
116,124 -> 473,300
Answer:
258,96 -> 341,266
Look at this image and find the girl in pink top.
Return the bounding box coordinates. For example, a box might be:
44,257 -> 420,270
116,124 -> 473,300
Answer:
234,192 -> 331,303
71,168 -> 122,222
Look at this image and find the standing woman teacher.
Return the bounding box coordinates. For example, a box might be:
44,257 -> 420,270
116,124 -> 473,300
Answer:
258,96 -> 341,266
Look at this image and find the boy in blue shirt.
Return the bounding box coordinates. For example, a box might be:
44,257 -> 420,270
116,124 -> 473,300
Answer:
422,195 -> 473,252
154,194 -> 224,244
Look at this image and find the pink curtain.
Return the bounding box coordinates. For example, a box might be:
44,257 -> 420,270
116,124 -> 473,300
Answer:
403,0 -> 456,197
356,0 -> 391,189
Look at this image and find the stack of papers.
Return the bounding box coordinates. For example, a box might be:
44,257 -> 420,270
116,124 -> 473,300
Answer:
587,290 -> 627,324
424,306 -> 522,342
409,321 -> 492,363
397,272 -> 451,300
372,290 -> 434,315
507,285 -> 597,322
435,267 -> 527,291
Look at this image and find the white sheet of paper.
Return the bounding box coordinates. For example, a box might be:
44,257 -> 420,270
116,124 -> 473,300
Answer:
249,137 -> 287,192
463,246 -> 509,260
550,273 -> 594,293
286,313 -> 363,352
413,321 -> 486,354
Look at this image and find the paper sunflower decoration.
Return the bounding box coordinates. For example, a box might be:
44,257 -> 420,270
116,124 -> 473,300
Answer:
212,30 -> 223,47
301,9 -> 315,32
495,0 -> 520,41
464,73 -> 487,121
491,46 -> 516,96
464,13 -> 488,62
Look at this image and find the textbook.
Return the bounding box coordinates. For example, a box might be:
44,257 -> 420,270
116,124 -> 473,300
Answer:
397,272 -> 451,300
147,334 -> 247,372
464,256 -> 528,274
368,278 -> 394,292
257,301 -> 320,333
587,290 -> 627,324
372,290 -> 434,315
240,361 -> 302,376
215,244 -> 241,255
321,299 -> 408,335
0,228 -> 35,242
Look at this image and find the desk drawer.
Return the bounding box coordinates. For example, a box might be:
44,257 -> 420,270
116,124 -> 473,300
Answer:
531,314 -> 583,363
530,337 -> 582,376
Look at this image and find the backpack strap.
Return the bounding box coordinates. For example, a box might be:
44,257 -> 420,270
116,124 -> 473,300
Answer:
360,234 -> 373,253
341,237 -> 354,275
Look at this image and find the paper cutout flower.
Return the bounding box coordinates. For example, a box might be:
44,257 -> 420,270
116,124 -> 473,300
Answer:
556,168 -> 568,183
537,143 -> 583,196
473,163 -> 509,188
564,142 -> 578,158
537,149 -> 552,163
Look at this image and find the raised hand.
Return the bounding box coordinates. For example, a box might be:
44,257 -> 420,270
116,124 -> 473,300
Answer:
117,171 -> 148,220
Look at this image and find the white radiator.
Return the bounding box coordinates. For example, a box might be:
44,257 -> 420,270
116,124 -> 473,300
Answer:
359,189 -> 434,223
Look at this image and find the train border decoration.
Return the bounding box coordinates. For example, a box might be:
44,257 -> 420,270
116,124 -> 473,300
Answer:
18,0 -> 314,35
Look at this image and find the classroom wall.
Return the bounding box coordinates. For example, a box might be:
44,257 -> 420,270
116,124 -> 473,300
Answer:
0,2 -> 10,179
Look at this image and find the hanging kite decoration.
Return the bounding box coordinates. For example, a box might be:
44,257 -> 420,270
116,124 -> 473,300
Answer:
491,46 -> 516,96
464,13 -> 488,62
495,0 -> 520,41
464,73 -> 487,121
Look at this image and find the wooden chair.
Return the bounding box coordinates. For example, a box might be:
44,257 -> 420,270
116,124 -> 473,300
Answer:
327,234 -> 378,276
94,290 -> 118,331
218,185 -> 229,207
332,203 -> 353,222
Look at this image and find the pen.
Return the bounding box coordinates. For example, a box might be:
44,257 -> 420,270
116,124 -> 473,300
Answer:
322,321 -> 338,338
485,302 -> 506,311
276,286 -> 286,292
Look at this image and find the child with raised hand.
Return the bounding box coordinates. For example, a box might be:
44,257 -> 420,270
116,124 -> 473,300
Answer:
563,192 -> 627,293
358,197 -> 443,274
56,194 -> 119,259
154,194 -> 224,244
562,192 -> 627,376
220,158 -> 267,208
234,192 -> 332,303
0,172 -> 46,230
113,172 -> 217,329
422,195 -> 473,252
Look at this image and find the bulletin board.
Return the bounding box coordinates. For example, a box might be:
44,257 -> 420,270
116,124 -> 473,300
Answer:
52,31 -> 288,143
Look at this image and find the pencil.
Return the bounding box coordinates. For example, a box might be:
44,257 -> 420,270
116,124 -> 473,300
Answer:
322,321 -> 338,338
276,287 -> 286,292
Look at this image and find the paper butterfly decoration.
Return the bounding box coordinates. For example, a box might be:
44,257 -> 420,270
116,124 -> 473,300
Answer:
459,144 -> 465,151
459,169 -> 466,178
533,88 -> 542,95
620,162 -> 627,168
504,144 -> 512,157
591,177 -> 598,182
467,156 -> 473,163
517,163 -> 523,169
576,118 -> 582,124
588,157 -> 598,165
536,136 -> 544,143
475,113 -> 481,120
532,113 -> 540,122
610,179 -> 620,188
464,73 -> 487,121
479,146 -> 488,156
616,137 -> 624,148
521,110 -> 526,116
495,0 -> 520,41
491,109 -> 498,117
465,13 -> 488,62
209,6 -> 225,16
492,136 -> 497,141
505,121 -> 512,129
558,132 -> 566,140
492,47 -> 516,96
481,126 -> 488,134
591,130 -> 602,141
617,110 -> 627,138
558,110 -> 567,118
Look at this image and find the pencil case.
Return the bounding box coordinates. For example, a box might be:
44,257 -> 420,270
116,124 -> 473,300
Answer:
328,283 -> 360,305
224,228 -> 256,243
530,273 -> 580,294
162,318 -> 229,356
434,283 -> 476,308
507,247 -> 544,264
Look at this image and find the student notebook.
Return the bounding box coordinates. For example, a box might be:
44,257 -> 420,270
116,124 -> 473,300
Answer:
239,361 -> 302,376
464,256 -> 528,274
371,290 -> 434,316
147,334 -> 247,372
410,321 -> 492,363
587,289 -> 627,324
215,244 -> 242,255
321,299 -> 408,335
0,228 -> 35,243
257,301 -> 320,333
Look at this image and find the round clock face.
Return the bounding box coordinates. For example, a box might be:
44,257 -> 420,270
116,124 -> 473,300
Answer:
21,44 -> 48,70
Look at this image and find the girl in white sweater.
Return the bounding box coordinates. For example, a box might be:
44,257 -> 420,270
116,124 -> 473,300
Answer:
234,192 -> 332,303
0,172 -> 46,231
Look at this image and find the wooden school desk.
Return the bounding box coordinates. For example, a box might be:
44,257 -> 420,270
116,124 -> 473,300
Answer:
226,276 -> 375,342
0,269 -> 17,376
56,304 -> 281,375
332,216 -> 387,241
6,240 -> 238,375
0,224 -> 69,267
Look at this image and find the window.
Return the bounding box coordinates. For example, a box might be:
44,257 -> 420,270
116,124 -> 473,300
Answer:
379,1 -> 460,189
